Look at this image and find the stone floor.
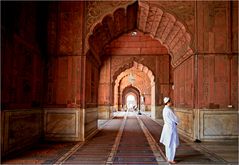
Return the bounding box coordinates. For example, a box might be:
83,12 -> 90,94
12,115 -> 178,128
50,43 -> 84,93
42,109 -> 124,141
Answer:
145,111 -> 238,164
2,111 -> 238,165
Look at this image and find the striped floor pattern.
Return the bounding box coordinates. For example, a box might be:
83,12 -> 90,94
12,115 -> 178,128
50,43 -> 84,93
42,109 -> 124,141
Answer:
60,111 -> 165,165
2,111 -> 236,165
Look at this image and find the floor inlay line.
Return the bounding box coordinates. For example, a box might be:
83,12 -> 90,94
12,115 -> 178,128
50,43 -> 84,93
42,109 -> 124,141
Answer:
54,113 -> 121,165
106,111 -> 128,164
53,142 -> 85,165
136,113 -> 167,164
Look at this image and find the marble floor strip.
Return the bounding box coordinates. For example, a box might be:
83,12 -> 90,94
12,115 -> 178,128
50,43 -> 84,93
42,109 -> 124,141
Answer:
106,111 -> 128,164
136,113 -> 166,163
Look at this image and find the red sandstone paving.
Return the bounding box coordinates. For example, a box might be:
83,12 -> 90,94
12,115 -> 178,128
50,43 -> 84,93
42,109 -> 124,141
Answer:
2,142 -> 77,164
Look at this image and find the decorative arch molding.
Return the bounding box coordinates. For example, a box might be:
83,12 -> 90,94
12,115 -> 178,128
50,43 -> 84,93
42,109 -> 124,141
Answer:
87,1 -> 194,68
113,61 -> 156,118
86,1 -> 138,57
137,1 -> 194,67
113,60 -> 155,87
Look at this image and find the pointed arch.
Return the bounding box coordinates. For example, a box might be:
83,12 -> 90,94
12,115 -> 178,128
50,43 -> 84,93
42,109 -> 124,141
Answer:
113,61 -> 157,118
122,85 -> 140,110
113,60 -> 155,86
87,1 -> 194,68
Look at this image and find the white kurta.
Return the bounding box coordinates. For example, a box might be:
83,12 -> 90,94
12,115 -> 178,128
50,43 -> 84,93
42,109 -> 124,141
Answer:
160,105 -> 179,148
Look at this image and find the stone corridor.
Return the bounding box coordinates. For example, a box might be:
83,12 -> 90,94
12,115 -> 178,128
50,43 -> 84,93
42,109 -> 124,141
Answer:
2,112 -> 238,165
2,1 -> 238,164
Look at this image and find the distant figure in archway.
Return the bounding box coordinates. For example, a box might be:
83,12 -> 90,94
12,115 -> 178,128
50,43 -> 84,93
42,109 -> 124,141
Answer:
160,97 -> 179,164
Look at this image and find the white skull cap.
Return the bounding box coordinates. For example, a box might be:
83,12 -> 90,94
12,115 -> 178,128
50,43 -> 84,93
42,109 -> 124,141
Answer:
163,97 -> 170,104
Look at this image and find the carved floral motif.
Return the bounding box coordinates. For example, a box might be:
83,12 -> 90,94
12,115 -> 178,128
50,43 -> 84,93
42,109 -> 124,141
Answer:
85,1 -> 135,52
147,1 -> 195,33
138,2 -> 194,67
86,1 -> 134,35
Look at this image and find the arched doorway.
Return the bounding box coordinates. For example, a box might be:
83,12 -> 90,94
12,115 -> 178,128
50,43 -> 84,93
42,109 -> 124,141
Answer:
122,85 -> 140,111
94,1 -> 194,120
112,61 -> 156,118
86,1 -> 193,67
126,94 -> 136,110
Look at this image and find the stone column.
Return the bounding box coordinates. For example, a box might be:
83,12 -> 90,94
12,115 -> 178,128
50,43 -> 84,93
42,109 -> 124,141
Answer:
45,2 -> 87,141
151,82 -> 156,119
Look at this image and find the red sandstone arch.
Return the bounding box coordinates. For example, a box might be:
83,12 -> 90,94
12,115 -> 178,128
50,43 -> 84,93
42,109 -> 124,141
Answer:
94,1 -> 195,119
113,61 -> 156,118
122,85 -> 140,110
87,1 -> 194,67
113,60 -> 155,87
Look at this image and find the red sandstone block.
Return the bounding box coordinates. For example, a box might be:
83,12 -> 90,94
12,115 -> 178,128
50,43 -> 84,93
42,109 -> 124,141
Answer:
138,35 -> 148,41
161,47 -> 168,52
115,41 -> 127,48
141,48 -> 164,54
144,41 -> 158,48
126,36 -> 141,42
108,48 -> 141,55
126,41 -> 143,48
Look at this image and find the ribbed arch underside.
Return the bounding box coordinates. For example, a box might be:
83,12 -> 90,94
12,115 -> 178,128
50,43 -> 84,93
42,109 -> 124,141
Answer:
87,1 -> 194,68
113,61 -> 154,110
114,61 -> 155,87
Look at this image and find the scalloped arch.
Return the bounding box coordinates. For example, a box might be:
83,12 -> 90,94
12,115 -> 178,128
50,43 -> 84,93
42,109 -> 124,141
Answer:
87,1 -> 194,67
114,61 -> 155,87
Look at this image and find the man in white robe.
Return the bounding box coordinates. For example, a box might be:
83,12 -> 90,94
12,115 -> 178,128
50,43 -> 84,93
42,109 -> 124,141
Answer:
160,97 -> 179,164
